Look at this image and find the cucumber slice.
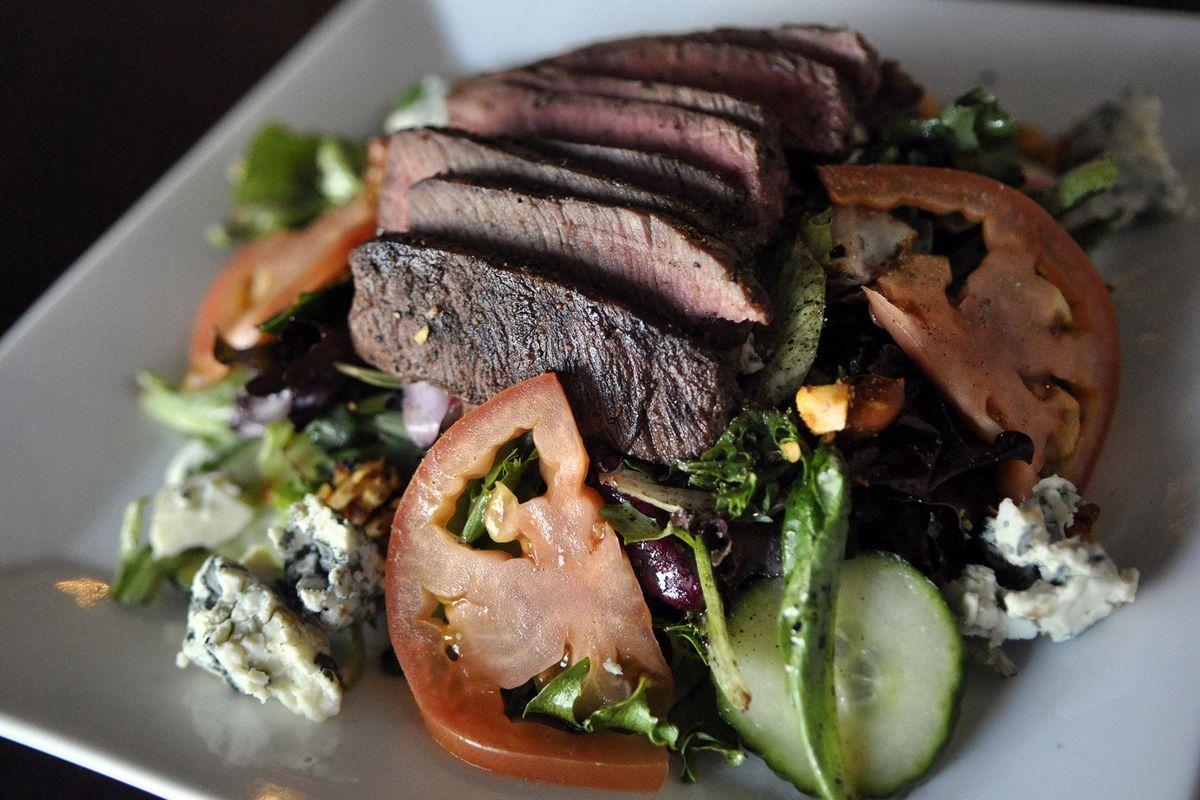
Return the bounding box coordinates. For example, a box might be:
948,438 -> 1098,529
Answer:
718,552 -> 962,798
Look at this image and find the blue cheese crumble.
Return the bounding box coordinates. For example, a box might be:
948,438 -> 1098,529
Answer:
269,495 -> 384,630
946,476 -> 1138,655
177,555 -> 342,721
148,472 -> 254,559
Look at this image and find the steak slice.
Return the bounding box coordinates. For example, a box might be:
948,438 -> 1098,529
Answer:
376,127 -> 737,245
543,36 -> 855,155
503,66 -> 772,132
528,138 -> 743,219
349,235 -> 739,462
695,26 -> 883,101
447,77 -> 786,236
404,175 -> 770,329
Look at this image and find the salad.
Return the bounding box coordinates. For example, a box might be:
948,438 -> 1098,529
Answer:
109,21 -> 1186,800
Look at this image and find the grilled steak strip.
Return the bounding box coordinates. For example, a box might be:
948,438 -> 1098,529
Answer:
528,138 -> 744,220
349,235 -> 740,462
376,127 -> 739,245
404,175 -> 771,329
695,26 -> 883,101
447,77 -> 787,236
503,66 -> 773,132
542,36 -> 856,156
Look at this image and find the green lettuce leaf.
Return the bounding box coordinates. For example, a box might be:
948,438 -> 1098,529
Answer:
523,658 -> 678,747
110,498 -> 206,604
606,509 -> 752,715
211,123 -> 366,245
778,444 -> 853,800
448,434 -> 541,544
599,502 -> 676,543
137,369 -> 248,447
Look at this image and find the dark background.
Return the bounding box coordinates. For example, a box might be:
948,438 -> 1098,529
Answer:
0,1 -> 1194,797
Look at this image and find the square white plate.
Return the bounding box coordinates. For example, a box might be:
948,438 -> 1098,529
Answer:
1,1 -> 1197,798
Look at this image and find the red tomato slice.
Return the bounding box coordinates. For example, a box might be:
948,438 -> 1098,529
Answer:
183,194 -> 376,389
387,373 -> 672,791
819,165 -> 1119,499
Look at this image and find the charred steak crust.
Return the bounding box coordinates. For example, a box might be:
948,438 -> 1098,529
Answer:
349,235 -> 740,462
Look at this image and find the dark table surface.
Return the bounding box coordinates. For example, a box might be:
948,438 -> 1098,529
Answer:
1,1 -> 1195,797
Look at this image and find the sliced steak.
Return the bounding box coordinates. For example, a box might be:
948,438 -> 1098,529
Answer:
447,77 -> 786,236
349,235 -> 739,462
542,36 -> 856,155
695,26 -> 883,101
529,138 -> 743,219
503,66 -> 772,132
404,175 -> 770,329
376,127 -> 737,245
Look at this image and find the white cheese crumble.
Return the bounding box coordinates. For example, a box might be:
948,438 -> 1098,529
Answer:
945,476 -> 1138,657
149,472 -> 254,559
177,555 -> 342,721
269,495 -> 384,631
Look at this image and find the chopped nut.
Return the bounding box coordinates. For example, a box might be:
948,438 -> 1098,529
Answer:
316,460 -> 405,542
413,325 -> 430,345
779,439 -> 803,463
795,381 -> 851,435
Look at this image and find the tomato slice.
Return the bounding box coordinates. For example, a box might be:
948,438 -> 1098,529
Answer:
183,194 -> 376,389
818,165 -> 1119,498
387,373 -> 672,791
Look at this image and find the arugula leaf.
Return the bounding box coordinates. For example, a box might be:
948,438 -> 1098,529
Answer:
600,502 -> 675,543
676,728 -> 746,782
448,435 -> 540,544
661,620 -> 708,666
659,624 -> 747,782
603,504 -> 751,711
523,658 -> 679,747
675,526 -> 751,712
211,123 -> 366,245
674,409 -> 805,522
756,236 -> 827,407
599,466 -> 716,514
778,444 -> 853,800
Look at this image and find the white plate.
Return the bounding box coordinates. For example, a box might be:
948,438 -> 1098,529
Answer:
1,1 -> 1197,798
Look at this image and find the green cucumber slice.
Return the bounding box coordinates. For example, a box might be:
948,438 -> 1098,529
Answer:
718,552 -> 963,798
